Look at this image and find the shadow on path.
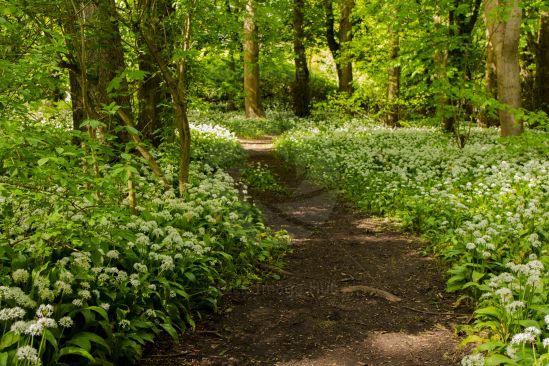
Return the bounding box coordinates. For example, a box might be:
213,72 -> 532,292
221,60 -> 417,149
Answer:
143,138 -> 467,366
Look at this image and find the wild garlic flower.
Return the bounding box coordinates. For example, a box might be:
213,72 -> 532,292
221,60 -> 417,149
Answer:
0,307 -> 26,321
24,321 -> 44,336
16,346 -> 41,365
36,304 -> 53,318
461,353 -> 484,366
59,316 -> 74,328
11,269 -> 30,284
37,317 -> 57,329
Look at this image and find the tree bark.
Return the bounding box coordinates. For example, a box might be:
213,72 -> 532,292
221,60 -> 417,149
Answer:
487,0 -> 523,136
534,10 -> 549,115
385,25 -> 400,127
243,0 -> 265,118
481,5 -> 499,127
338,0 -> 354,94
443,0 -> 482,133
138,38 -> 164,146
138,0 -> 194,194
325,0 -> 354,94
293,0 -> 310,117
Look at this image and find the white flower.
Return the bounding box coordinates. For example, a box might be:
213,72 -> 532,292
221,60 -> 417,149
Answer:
78,289 -> 91,300
511,331 -> 537,345
119,319 -> 130,329
36,304 -> 54,318
37,317 -> 57,329
106,250 -> 119,259
16,345 -> 41,365
0,307 -> 26,321
24,321 -> 44,336
12,269 -> 30,284
505,301 -> 525,314
461,353 -> 485,366
10,320 -> 28,334
100,303 -> 110,311
59,316 -> 74,328
72,299 -> 83,307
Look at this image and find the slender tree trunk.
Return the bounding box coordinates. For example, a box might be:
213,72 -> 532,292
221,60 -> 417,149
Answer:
443,0 -> 481,132
433,15 -> 449,121
338,0 -> 354,94
293,0 -> 310,117
481,8 -> 499,127
534,10 -> 549,115
385,25 -> 400,127
243,0 -> 265,118
487,0 -> 523,136
325,0 -> 353,94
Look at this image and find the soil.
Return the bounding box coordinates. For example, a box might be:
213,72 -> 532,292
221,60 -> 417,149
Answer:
142,137 -> 469,366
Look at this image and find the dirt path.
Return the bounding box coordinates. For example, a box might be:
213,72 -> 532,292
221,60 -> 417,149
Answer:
143,138 -> 467,366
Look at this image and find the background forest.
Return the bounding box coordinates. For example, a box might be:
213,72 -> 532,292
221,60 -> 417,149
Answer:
0,0 -> 548,365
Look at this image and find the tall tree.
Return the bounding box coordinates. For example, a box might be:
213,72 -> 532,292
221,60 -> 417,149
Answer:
486,0 -> 523,136
325,0 -> 354,94
443,0 -> 482,133
481,1 -> 499,127
534,9 -> 549,115
293,0 -> 310,117
137,0 -> 196,193
385,23 -> 400,127
243,0 -> 265,118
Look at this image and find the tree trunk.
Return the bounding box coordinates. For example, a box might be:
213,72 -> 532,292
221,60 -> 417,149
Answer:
487,0 -> 523,136
443,0 -> 482,133
243,0 -> 265,118
293,0 -> 310,117
534,10 -> 549,115
325,0 -> 353,94
481,6 -> 499,127
385,25 -> 400,127
138,40 -> 163,146
338,0 -> 354,94
85,0 -> 131,140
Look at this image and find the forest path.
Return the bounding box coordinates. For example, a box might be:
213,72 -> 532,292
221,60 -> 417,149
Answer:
144,137 -> 467,366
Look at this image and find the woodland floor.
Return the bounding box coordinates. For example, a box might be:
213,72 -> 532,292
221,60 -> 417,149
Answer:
142,138 -> 469,366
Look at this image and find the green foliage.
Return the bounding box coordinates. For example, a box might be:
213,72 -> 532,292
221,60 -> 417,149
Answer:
189,110 -> 300,138
241,162 -> 288,195
0,119 -> 287,365
275,118 -> 549,365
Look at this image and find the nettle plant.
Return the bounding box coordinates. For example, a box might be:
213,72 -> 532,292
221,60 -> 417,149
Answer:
275,123 -> 548,365
0,120 -> 287,365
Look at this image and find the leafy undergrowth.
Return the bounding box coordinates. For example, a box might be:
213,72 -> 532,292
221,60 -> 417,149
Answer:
0,120 -> 287,365
189,110 -> 299,138
275,122 -> 549,365
241,162 -> 288,195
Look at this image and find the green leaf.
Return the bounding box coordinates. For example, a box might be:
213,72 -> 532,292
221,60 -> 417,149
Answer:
472,270 -> 484,283
0,332 -> 19,350
67,332 -> 111,353
56,347 -> 95,362
125,126 -> 140,135
37,157 -> 50,166
83,306 -> 110,321
475,306 -> 501,318
484,354 -> 519,366
0,352 -> 8,366
43,329 -> 58,352
160,323 -> 179,341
